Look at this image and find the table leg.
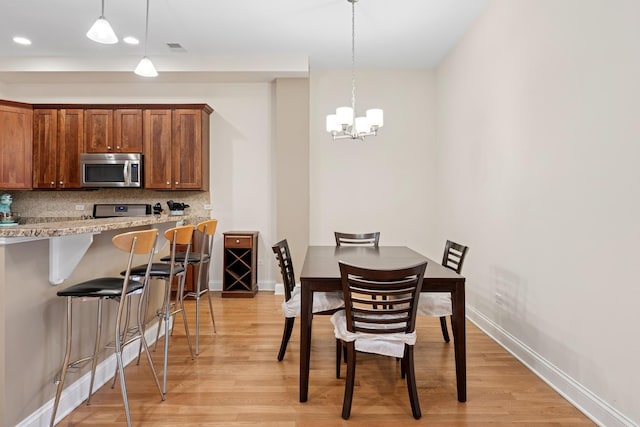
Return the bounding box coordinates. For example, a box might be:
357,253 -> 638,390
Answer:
299,284 -> 313,402
451,283 -> 467,402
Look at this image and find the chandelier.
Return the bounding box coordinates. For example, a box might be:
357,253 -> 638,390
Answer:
326,0 -> 383,141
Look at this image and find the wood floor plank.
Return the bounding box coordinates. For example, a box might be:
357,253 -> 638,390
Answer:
55,292 -> 595,426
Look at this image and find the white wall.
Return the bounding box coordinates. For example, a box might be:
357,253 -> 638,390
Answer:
435,0 -> 640,425
5,82 -> 276,289
309,69 -> 440,257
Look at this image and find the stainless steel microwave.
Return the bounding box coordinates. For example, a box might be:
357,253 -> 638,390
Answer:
81,153 -> 142,188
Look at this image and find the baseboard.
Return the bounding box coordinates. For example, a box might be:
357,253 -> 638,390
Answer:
466,305 -> 637,427
18,320 -> 167,427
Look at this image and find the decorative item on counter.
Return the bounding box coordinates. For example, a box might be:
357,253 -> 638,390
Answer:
167,200 -> 190,216
0,193 -> 19,225
152,202 -> 164,216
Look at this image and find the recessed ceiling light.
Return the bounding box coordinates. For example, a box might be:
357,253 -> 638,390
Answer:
123,36 -> 139,45
13,36 -> 31,45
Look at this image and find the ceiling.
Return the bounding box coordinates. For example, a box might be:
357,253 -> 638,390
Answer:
0,0 -> 487,83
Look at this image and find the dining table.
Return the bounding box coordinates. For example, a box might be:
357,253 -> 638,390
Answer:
298,245 -> 467,403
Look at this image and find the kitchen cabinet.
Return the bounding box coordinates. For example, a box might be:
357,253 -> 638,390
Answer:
143,105 -> 212,190
33,109 -> 84,189
0,100 -> 33,190
222,231 -> 258,298
85,108 -> 142,153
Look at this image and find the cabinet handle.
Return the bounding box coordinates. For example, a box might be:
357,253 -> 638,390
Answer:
166,181 -> 170,185
59,181 -> 64,186
50,181 -> 55,187
107,146 -> 112,150
175,181 -> 179,185
116,146 -> 120,149
236,239 -> 240,244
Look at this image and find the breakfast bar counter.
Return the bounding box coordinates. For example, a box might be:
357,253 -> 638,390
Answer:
0,214 -> 200,426
0,214 -> 193,239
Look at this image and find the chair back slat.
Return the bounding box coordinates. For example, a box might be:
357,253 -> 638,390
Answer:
334,232 -> 380,247
339,261 -> 427,335
272,239 -> 296,301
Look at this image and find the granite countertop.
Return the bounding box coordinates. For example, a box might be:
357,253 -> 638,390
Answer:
0,215 -> 200,238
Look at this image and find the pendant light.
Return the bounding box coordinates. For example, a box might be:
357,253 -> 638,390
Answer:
326,0 -> 383,141
86,0 -> 118,44
134,0 -> 158,77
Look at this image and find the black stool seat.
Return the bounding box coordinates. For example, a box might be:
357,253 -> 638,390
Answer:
160,252 -> 209,264
56,277 -> 144,298
125,263 -> 185,278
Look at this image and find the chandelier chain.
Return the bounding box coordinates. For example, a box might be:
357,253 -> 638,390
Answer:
351,0 -> 356,116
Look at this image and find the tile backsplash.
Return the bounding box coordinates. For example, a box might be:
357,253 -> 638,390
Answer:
7,189 -> 210,220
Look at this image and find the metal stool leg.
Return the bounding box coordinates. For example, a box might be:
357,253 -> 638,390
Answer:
50,297 -> 73,427
86,299 -> 104,405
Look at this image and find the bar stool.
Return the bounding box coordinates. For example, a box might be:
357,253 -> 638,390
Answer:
161,218 -> 218,355
127,224 -> 195,395
50,229 -> 164,427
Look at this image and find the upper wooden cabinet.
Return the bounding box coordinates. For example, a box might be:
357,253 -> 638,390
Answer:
144,106 -> 211,190
85,109 -> 142,153
33,109 -> 84,189
0,100 -> 32,190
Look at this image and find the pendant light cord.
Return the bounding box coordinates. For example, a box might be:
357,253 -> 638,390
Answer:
143,0 -> 150,56
101,0 -> 105,17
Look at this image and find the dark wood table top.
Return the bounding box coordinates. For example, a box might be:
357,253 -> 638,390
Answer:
300,245 -> 464,289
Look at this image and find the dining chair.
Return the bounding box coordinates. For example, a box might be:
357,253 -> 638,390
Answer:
50,229 -> 164,427
417,240 -> 468,342
334,231 -> 380,247
271,239 -> 344,361
332,260 -> 428,419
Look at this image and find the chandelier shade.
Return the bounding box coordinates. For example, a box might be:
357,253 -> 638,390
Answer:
86,0 -> 118,44
326,0 -> 383,141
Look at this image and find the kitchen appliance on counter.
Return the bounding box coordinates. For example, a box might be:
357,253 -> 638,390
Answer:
81,153 -> 142,188
167,200 -> 190,216
93,203 -> 152,218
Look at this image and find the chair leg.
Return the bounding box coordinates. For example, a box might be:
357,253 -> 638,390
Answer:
335,339 -> 342,378
403,345 -> 422,419
439,316 -> 450,343
177,276 -> 195,360
206,287 -> 217,333
50,297 -> 73,427
86,299 -> 104,405
342,342 -> 356,420
277,317 -> 295,361
134,292 -> 165,402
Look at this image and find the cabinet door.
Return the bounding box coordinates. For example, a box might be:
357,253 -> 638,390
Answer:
172,109 -> 205,190
33,109 -> 58,189
0,103 -> 32,189
114,109 -> 143,152
84,109 -> 113,152
143,109 -> 173,189
57,109 -> 84,189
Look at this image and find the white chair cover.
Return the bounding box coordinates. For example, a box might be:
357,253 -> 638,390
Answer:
282,286 -> 344,318
417,292 -> 452,317
330,310 -> 416,358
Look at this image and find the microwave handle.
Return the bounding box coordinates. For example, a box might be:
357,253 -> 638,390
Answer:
124,161 -> 130,185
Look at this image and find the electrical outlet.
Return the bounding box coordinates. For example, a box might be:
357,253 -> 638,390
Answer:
203,203 -> 213,210
75,204 -> 85,211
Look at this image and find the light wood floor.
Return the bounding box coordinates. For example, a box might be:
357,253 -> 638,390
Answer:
57,292 -> 594,426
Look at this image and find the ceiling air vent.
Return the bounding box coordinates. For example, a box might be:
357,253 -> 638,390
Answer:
166,42 -> 187,52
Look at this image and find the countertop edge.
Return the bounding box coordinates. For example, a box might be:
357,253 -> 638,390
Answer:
0,215 -> 203,240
